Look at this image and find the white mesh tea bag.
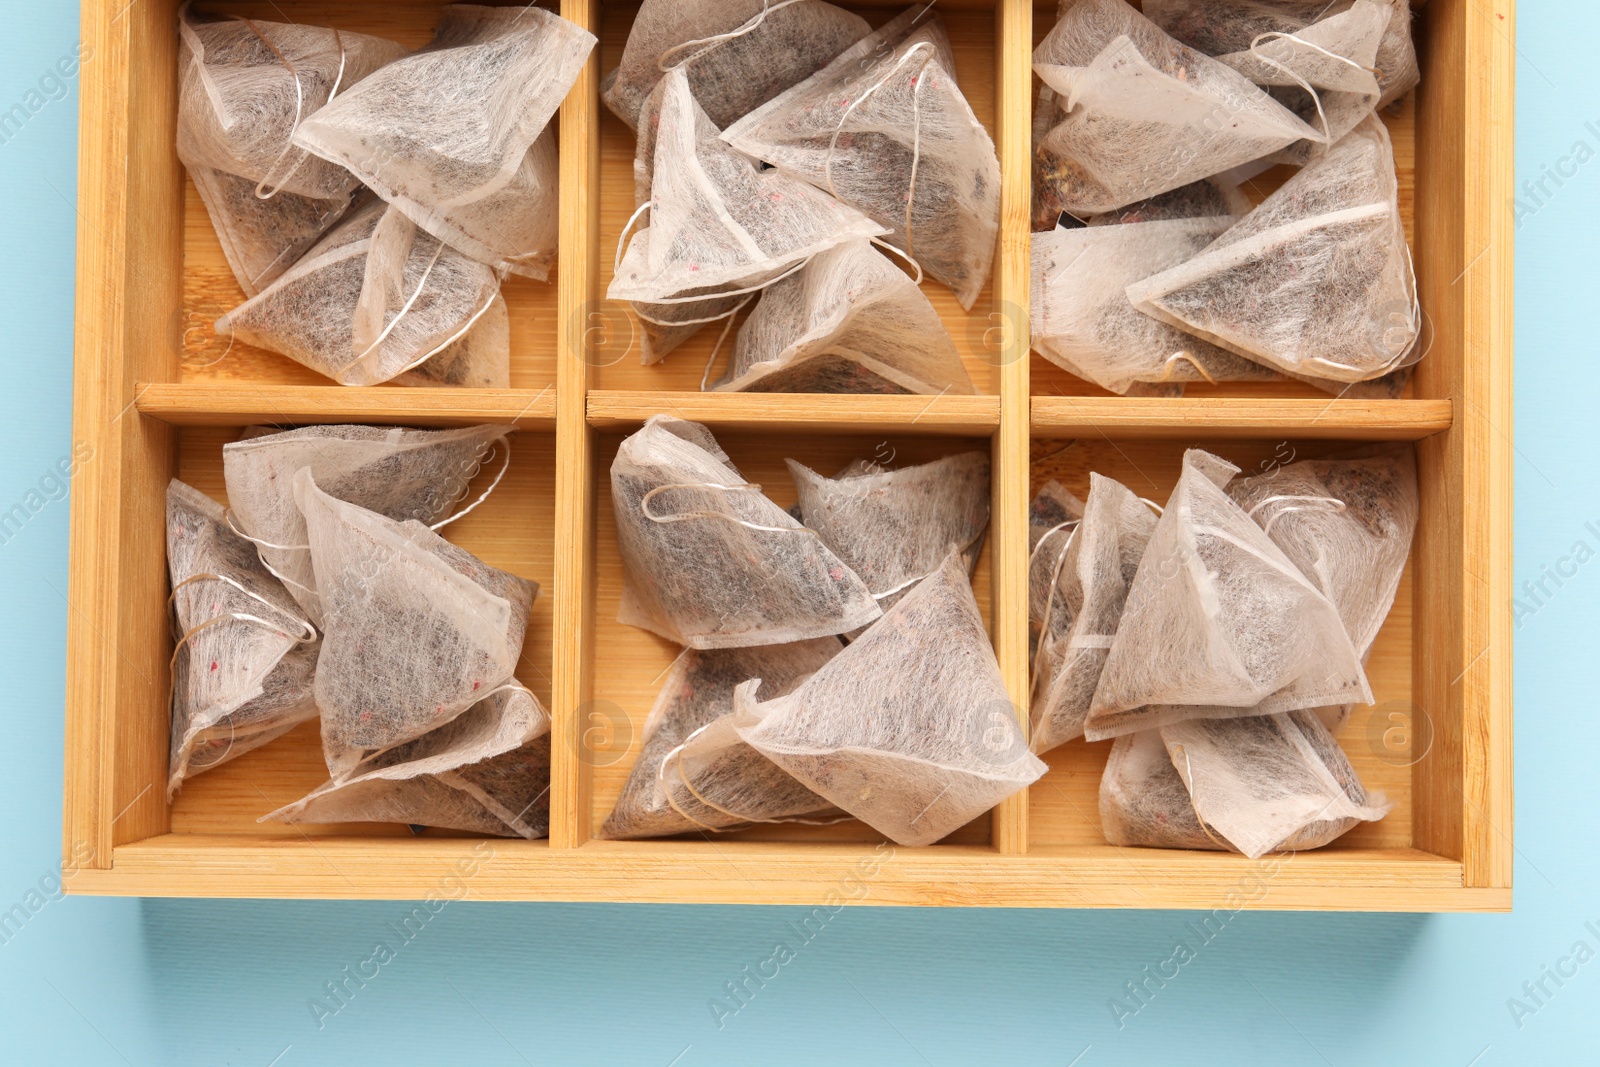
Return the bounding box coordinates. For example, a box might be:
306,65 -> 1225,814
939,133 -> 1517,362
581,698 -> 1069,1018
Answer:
601,640 -> 844,839
265,683 -> 552,838
1084,449 -> 1371,740
1126,118 -> 1419,387
1031,218 -> 1282,396
166,480 -> 318,797
293,4 -> 595,279
223,422 -> 512,624
722,7 -> 1001,310
612,417 -> 882,648
1031,0 -> 1320,217
734,552 -> 1046,847
1229,447 -> 1418,658
603,0 -> 870,131
216,199 -> 508,386
1161,709 -> 1390,858
295,470 -> 536,779
1099,730 -> 1221,850
710,239 -> 977,395
187,165 -> 356,298
610,68 -> 886,306
787,451 -> 989,621
1031,473 -> 1158,754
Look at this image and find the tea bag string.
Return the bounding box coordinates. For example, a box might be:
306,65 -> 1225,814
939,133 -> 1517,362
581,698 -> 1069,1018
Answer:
1246,493 -> 1346,536
869,236 -> 925,285
641,483 -> 819,536
1246,31 -> 1374,145
868,531 -> 986,601
1308,245 -> 1425,379
430,437 -> 514,531
168,572 -> 317,644
1027,520 -> 1081,702
655,0 -> 814,73
1171,743 -> 1238,853
614,201 -> 815,302
660,724 -> 853,830
222,511 -> 321,600
232,18 -> 348,200
168,606 -> 317,677
698,297 -> 756,391
1156,351 -> 1217,386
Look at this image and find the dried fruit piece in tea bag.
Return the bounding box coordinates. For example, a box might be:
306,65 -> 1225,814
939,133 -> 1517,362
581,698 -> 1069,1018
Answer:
602,640 -> 844,839
722,6 -> 1001,309
1126,118 -> 1419,386
186,165 -> 356,298
216,200 -> 507,386
1161,709 -> 1390,857
166,479 -> 318,797
1032,474 -> 1158,753
602,0 -> 870,130
1228,446 -> 1418,657
612,417 -> 881,648
1099,730 -> 1221,850
223,422 -> 512,623
1031,0 -> 1320,216
735,552 -> 1046,847
712,240 -> 976,395
293,4 -> 595,278
295,470 -> 536,779
1085,450 -> 1371,740
1031,218 -> 1282,396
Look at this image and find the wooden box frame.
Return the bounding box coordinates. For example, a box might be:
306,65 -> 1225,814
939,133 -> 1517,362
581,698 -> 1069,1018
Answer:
64,0 -> 1514,909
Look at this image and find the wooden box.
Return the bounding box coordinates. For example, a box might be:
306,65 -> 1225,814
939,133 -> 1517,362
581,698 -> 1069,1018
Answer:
64,0 -> 1514,909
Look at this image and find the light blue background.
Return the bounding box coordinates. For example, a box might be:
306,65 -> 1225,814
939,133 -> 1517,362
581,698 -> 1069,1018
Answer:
1,3 -> 1593,1064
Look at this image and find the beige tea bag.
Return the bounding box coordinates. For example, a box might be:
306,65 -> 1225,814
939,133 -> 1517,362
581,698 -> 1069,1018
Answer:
611,416 -> 881,648
1085,450 -> 1371,740
709,240 -> 976,395
734,552 -> 1046,847
1162,709 -> 1390,858
1099,730 -> 1221,850
295,470 -> 536,779
722,7 -> 1001,309
1031,218 -> 1282,396
166,480 -> 318,797
1028,480 -> 1084,655
1031,474 -> 1158,754
603,0 -> 870,131
186,165 -> 356,299
216,200 -> 508,386
223,423 -> 512,624
293,4 -> 596,279
1127,119 -> 1419,387
1031,0 -> 1320,217
1229,447 -> 1418,658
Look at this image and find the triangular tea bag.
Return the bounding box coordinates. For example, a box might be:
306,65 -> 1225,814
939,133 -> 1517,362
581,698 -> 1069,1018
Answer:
390,291 -> 512,389
612,416 -> 881,648
603,0 -> 870,130
166,479 -> 318,797
295,470 -> 536,779
1161,709 -> 1391,858
1126,119 -> 1419,386
734,552 -> 1046,846
787,451 -> 989,620
600,640 -> 843,839
223,422 -> 513,624
1229,447 -> 1418,657
1099,730 -> 1221,850
187,165 -> 357,298
1031,0 -> 1321,216
1032,218 -> 1283,396
722,7 -> 1001,309
1085,450 -> 1371,740
1031,473 -> 1158,753
710,239 -> 977,395
216,199 -> 508,386
293,4 -> 595,279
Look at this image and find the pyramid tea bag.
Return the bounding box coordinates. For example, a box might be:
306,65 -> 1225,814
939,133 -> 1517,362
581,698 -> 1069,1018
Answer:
166,480 -> 318,797
1031,0 -> 1321,217
603,0 -> 870,131
1126,118 -> 1419,386
787,451 -> 989,621
612,416 -> 881,648
601,640 -> 843,839
295,470 -> 536,778
1229,447 -> 1418,657
1032,218 -> 1282,396
734,552 -> 1046,847
223,422 -> 512,623
392,291 -> 512,389
1031,474 -> 1158,753
1084,450 -> 1371,740
712,240 -> 976,395
216,199 -> 508,386
293,5 -> 595,279
1161,709 -> 1390,858
723,7 -> 1001,310
187,165 -> 357,298
1099,730 -> 1221,850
